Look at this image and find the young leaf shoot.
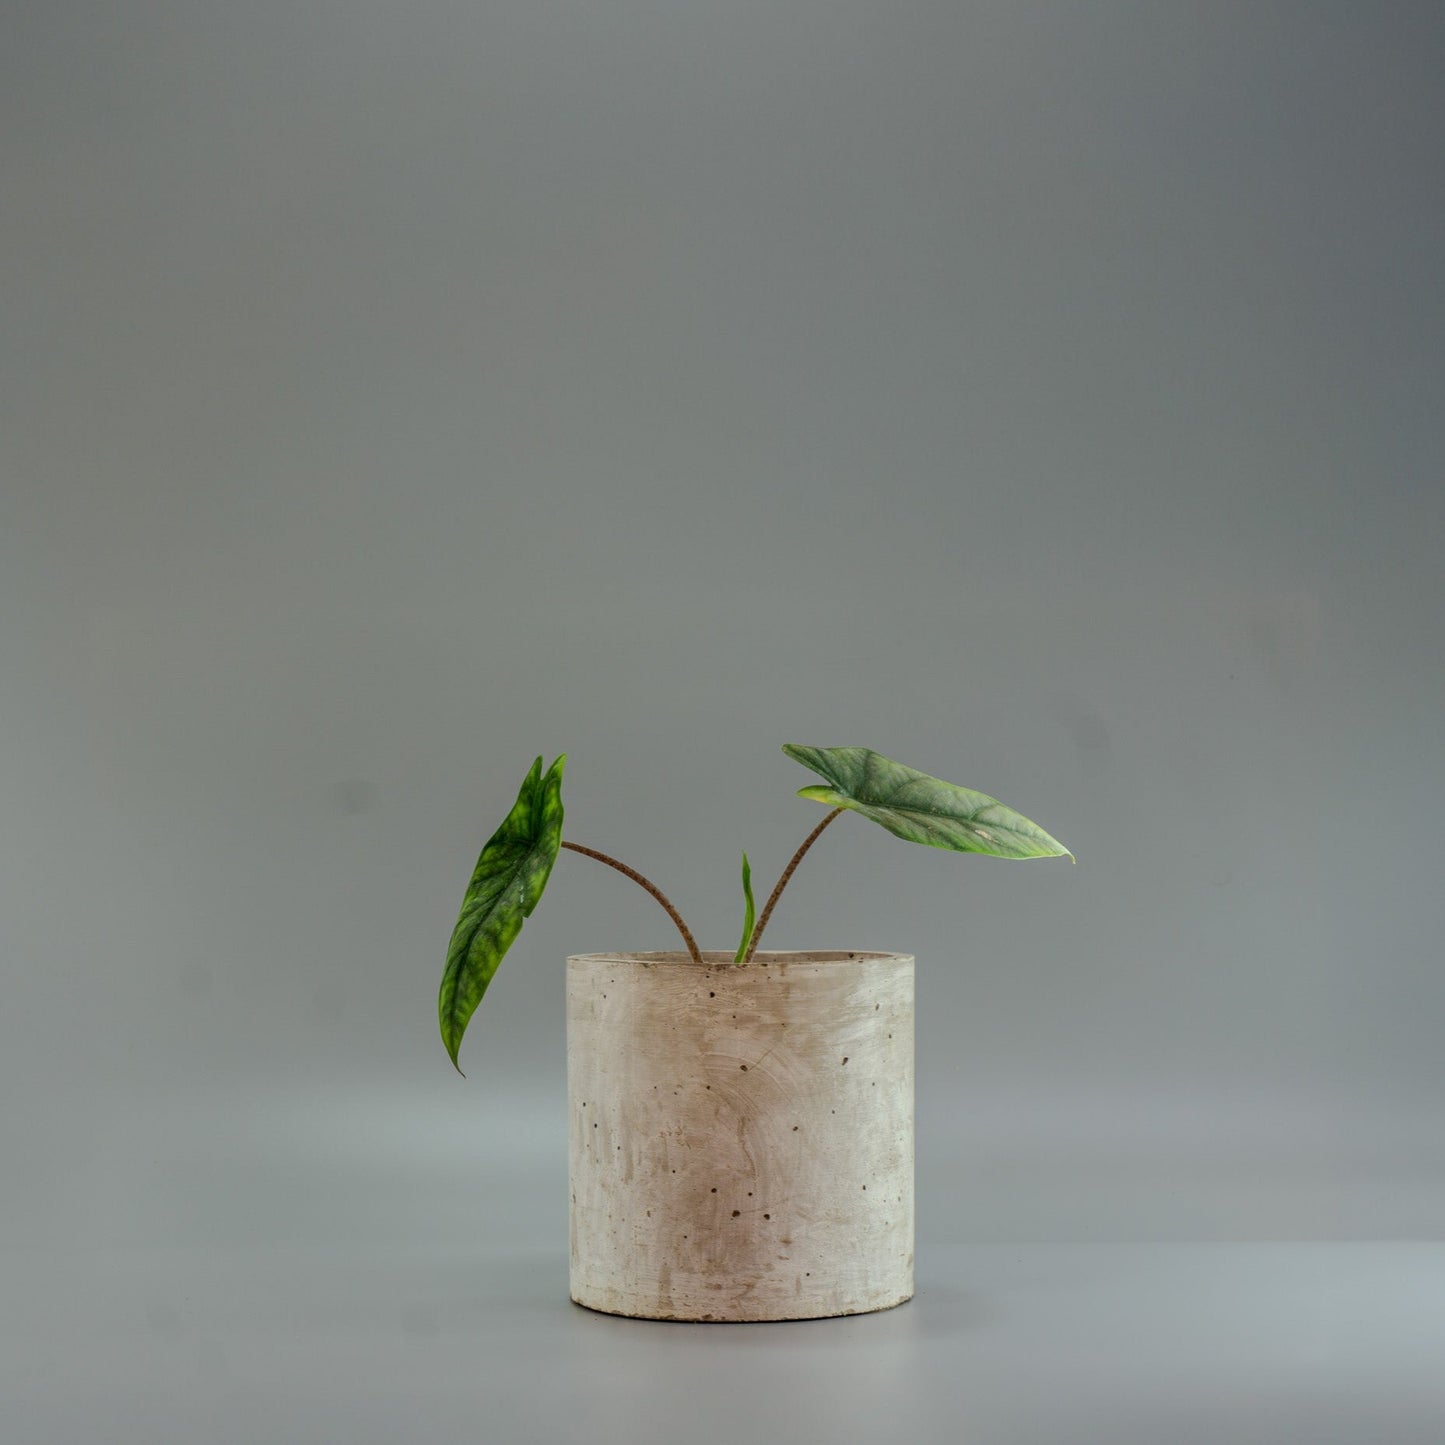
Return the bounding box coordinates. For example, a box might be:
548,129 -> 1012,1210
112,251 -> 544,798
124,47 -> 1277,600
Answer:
734,851 -> 756,963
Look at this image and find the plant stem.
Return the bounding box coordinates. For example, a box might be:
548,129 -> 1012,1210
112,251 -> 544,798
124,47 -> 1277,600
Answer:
743,808 -> 845,963
560,840 -> 702,964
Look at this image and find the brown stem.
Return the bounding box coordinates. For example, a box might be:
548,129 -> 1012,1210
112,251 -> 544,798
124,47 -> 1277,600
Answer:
743,808 -> 845,963
560,841 -> 702,964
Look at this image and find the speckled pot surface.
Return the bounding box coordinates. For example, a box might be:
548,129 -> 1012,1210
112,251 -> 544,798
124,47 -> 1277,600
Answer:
567,951 -> 915,1322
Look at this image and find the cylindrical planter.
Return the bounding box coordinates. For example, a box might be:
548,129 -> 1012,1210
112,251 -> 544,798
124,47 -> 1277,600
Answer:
567,951 -> 914,1322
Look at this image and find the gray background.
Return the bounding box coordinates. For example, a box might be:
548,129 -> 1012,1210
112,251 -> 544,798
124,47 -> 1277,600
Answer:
4,2 -> 1443,1440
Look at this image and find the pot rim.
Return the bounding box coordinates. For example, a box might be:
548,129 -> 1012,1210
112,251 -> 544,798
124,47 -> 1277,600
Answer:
568,950 -> 912,967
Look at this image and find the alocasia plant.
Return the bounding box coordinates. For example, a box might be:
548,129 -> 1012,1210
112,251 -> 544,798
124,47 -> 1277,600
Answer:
440,745 -> 1071,1073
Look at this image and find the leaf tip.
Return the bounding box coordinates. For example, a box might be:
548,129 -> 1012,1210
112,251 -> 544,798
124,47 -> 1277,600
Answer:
443,1034 -> 466,1077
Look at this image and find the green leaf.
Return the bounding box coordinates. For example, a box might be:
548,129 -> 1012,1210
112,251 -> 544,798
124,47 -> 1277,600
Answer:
782,744 -> 1072,861
733,850 -> 756,963
440,754 -> 566,1074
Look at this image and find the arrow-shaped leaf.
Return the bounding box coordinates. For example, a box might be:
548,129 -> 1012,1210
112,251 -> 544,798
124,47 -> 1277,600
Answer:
782,744 -> 1072,861
440,754 -> 565,1073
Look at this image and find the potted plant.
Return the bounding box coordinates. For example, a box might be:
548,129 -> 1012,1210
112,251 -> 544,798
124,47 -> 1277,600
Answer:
440,745 -> 1071,1321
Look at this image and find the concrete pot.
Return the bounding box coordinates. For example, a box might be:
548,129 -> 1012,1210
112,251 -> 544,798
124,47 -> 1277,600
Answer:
567,950 -> 914,1322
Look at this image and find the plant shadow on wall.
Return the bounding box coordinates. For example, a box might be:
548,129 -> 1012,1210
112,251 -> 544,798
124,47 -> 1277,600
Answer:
438,743 -> 1073,1074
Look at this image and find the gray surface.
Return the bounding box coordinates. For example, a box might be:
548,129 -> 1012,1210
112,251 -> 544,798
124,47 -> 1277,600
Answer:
9,1239 -> 1445,1443
3,1 -> 1444,1438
